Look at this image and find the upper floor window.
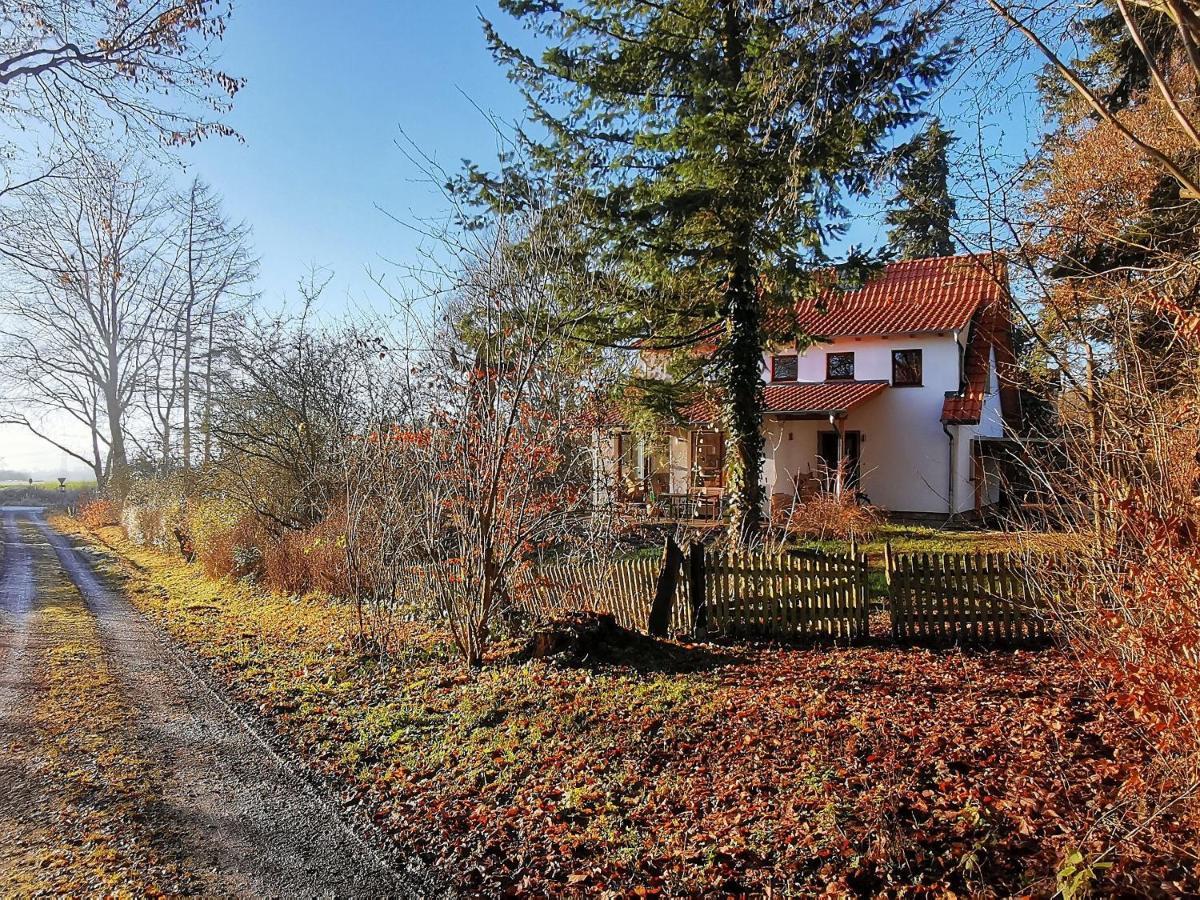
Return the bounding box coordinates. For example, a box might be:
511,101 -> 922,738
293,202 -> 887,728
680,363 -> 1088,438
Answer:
771,354 -> 798,381
892,348 -> 923,386
826,352 -> 855,381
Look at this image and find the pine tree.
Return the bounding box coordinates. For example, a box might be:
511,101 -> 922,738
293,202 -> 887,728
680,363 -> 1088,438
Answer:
1037,0 -> 1181,124
462,0 -> 954,540
886,118 -> 958,259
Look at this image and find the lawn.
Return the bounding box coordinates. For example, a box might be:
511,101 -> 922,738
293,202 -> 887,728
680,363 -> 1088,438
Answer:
0,479 -> 97,492
58,516 -> 1196,896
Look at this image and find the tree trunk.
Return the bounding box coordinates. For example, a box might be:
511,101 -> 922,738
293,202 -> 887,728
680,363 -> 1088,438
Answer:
722,257 -> 765,544
203,309 -> 215,465
182,182 -> 197,470
717,3 -> 764,545
648,534 -> 684,637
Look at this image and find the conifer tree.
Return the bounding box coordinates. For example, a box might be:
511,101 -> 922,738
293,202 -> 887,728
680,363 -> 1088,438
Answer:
886,118 -> 958,259
462,0 -> 954,540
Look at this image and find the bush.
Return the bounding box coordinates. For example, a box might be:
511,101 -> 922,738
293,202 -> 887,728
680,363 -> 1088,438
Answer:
260,514 -> 350,597
78,499 -> 119,528
186,498 -> 259,579
772,491 -> 882,542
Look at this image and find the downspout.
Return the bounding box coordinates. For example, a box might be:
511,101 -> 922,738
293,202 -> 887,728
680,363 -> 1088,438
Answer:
946,327 -> 964,520
943,423 -> 956,519
953,328 -> 964,391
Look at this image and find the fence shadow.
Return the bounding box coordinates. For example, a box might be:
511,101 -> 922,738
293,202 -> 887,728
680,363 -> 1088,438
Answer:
509,614 -> 750,675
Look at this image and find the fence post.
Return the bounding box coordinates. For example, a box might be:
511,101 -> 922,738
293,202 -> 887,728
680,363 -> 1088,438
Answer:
648,534 -> 683,637
884,541 -> 897,641
688,542 -> 707,638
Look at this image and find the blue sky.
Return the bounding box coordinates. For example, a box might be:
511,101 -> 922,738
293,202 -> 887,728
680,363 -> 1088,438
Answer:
179,1 -> 527,311
2,2 -> 1048,475
177,2 -> 1045,312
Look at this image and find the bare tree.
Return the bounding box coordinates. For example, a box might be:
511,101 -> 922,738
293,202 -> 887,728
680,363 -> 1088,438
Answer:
0,153 -> 174,489
0,0 -> 241,149
388,202 -> 620,667
139,177 -> 255,470
960,0 -> 1200,861
206,272 -> 387,531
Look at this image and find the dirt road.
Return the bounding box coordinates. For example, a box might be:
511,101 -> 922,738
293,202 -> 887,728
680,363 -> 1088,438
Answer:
0,507 -> 419,897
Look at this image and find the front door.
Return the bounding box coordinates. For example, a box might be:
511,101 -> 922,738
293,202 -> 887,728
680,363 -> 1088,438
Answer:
817,430 -> 861,492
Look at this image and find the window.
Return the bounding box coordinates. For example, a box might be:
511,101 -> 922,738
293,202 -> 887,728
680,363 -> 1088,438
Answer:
771,354 -> 797,381
691,430 -> 725,488
826,352 -> 855,381
616,432 -> 639,496
892,348 -> 923,386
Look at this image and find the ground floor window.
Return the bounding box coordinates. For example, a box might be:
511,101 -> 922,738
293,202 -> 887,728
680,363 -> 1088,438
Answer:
691,430 -> 725,489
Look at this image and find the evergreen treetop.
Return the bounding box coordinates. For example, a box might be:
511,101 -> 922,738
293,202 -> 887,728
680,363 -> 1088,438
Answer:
886,117 -> 958,259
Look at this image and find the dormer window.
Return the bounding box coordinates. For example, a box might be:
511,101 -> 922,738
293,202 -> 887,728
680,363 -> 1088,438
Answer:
771,354 -> 797,381
826,352 -> 855,381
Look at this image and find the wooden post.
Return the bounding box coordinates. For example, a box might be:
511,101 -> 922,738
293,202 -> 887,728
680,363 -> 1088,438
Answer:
688,541 -> 707,637
884,541 -> 897,641
648,534 -> 683,637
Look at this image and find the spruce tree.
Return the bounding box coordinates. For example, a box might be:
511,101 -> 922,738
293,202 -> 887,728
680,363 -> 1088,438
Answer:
463,1 -> 954,540
886,118 -> 958,259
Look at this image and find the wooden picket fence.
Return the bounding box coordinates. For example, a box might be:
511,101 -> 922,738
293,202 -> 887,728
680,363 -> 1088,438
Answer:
512,558 -> 695,634
511,548 -> 869,641
706,550 -> 869,640
395,546 -> 1056,649
885,547 -> 1053,646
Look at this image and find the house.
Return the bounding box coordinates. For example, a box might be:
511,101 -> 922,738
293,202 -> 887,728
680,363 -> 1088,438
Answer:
596,254 -> 1022,519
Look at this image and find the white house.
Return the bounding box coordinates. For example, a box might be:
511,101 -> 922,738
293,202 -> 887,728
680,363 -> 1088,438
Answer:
596,254 -> 1022,519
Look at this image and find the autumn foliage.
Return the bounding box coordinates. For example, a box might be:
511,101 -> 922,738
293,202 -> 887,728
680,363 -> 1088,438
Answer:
78,499 -> 120,529
771,490 -> 883,542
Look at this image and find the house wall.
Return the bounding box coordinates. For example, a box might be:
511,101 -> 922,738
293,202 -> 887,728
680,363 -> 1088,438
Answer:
609,324 -> 1010,516
762,333 -> 969,514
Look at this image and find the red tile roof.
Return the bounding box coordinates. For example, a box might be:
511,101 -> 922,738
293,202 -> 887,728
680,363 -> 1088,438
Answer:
941,293 -> 1023,427
764,380 -> 889,415
682,380 -> 888,424
771,254 -> 1006,340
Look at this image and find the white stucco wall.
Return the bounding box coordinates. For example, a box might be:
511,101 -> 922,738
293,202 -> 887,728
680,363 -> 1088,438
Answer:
761,333 -> 968,514
614,325 -> 1010,515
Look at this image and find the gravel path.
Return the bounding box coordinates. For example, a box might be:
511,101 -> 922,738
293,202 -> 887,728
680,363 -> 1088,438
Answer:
0,510 -> 34,720
0,506 -> 423,897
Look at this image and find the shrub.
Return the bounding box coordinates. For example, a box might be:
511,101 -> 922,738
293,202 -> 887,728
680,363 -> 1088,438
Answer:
261,530 -> 311,595
772,491 -> 882,543
259,514 -> 351,597
78,499 -> 119,528
186,498 -> 259,579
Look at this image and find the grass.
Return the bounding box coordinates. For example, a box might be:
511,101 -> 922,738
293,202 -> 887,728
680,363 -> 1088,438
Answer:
793,522 -> 1081,558
54,515 -> 1195,897
0,479 -> 96,493
0,481 -> 97,511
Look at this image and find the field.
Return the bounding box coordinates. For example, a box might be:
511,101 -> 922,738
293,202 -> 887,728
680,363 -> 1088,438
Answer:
0,481 -> 96,508
54,515 -> 1198,897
